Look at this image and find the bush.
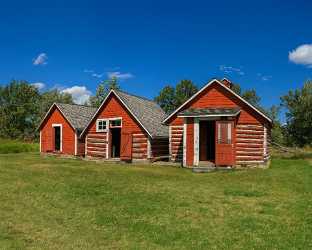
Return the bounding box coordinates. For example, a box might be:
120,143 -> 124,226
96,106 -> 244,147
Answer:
0,139 -> 39,154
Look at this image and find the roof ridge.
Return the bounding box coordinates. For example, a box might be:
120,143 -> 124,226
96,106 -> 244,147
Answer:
114,89 -> 157,104
56,102 -> 95,108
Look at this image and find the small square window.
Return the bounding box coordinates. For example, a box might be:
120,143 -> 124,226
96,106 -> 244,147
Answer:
96,119 -> 108,132
110,119 -> 122,127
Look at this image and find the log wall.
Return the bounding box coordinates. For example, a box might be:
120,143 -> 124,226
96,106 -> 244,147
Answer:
169,125 -> 184,162
132,133 -> 148,159
86,133 -> 108,158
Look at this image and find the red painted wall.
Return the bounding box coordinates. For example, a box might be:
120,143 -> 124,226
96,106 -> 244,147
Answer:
85,94 -> 148,159
40,107 -> 76,155
167,82 -> 267,126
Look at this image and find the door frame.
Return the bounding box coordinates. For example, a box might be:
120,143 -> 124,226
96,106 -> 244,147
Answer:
52,124 -> 62,152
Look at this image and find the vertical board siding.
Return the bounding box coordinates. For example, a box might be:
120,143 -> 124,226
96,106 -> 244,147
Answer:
40,107 -> 76,155
170,125 -> 184,162
186,118 -> 194,166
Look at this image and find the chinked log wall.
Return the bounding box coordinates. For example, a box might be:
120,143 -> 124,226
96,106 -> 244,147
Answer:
132,133 -> 147,160
86,133 -> 108,158
170,125 -> 184,162
236,124 -> 268,164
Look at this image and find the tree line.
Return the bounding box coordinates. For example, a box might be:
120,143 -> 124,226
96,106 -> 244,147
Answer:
0,78 -> 311,147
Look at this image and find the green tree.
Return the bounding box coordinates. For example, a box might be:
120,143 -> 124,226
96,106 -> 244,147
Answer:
266,105 -> 285,145
0,80 -> 41,139
175,80 -> 198,107
154,86 -> 176,113
241,89 -> 261,107
155,79 -> 198,113
89,76 -> 120,107
281,80 -> 312,147
40,89 -> 73,118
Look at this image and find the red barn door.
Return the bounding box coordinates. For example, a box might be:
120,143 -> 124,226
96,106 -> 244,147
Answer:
120,132 -> 132,161
215,121 -> 235,165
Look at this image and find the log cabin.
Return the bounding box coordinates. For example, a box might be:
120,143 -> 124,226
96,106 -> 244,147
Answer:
39,103 -> 96,156
163,78 -> 272,168
80,89 -> 169,161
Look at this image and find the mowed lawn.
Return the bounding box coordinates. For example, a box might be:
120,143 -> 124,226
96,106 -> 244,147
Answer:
0,153 -> 312,249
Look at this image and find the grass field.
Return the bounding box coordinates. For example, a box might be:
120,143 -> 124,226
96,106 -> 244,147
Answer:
0,152 -> 312,249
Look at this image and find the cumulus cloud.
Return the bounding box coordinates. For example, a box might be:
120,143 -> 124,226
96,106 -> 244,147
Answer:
33,53 -> 48,65
219,65 -> 245,76
289,44 -> 312,68
61,86 -> 92,105
107,71 -> 134,80
31,82 -> 45,90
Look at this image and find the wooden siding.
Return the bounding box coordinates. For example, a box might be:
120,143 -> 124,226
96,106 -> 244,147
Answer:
85,94 -> 149,160
86,133 -> 108,158
186,118 -> 194,166
235,124 -> 265,164
40,107 -> 76,155
150,137 -> 169,159
170,125 -> 183,162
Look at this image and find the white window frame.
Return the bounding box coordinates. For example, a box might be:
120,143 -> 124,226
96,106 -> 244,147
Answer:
96,119 -> 109,132
52,123 -> 63,152
109,117 -> 122,128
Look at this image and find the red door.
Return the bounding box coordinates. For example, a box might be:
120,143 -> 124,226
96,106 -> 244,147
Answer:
120,132 -> 132,161
215,121 -> 235,165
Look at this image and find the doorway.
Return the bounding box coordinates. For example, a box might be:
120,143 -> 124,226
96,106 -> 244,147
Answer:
54,126 -> 61,151
199,120 -> 215,162
111,128 -> 121,158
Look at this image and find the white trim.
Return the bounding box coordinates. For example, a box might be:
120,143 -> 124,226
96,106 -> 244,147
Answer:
85,135 -> 88,157
194,118 -> 199,166
163,79 -> 272,124
80,90 -> 153,138
147,137 -> 152,159
264,126 -> 267,156
39,131 -> 42,153
74,132 -> 78,156
183,120 -> 187,167
96,119 -> 109,132
169,126 -> 172,161
177,110 -> 241,118
52,123 -> 62,152
106,131 -> 109,159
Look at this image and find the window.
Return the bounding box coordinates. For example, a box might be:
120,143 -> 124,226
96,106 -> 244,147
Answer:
110,119 -> 122,128
217,122 -> 232,144
96,119 -> 108,132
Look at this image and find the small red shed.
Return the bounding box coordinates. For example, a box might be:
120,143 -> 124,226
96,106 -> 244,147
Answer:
163,78 -> 272,167
80,89 -> 169,161
39,103 -> 96,156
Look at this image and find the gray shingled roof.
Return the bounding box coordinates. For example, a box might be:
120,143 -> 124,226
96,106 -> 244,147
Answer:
178,107 -> 241,117
114,90 -> 168,138
55,103 -> 97,132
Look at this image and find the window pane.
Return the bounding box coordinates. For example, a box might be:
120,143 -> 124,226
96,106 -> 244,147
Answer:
110,119 -> 121,127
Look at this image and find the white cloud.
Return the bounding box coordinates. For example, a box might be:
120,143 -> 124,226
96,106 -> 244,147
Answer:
31,82 -> 45,90
289,44 -> 312,67
219,65 -> 245,76
33,53 -> 48,65
107,71 -> 134,80
92,73 -> 104,78
61,86 -> 92,105
257,73 -> 272,81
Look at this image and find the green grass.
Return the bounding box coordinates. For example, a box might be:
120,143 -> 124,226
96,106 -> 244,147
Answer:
0,139 -> 39,154
0,153 -> 312,249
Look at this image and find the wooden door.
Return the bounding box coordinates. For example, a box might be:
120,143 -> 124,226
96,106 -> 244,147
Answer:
120,132 -> 132,161
215,121 -> 235,165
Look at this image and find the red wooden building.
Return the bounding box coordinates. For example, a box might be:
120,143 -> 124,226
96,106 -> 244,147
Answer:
163,78 -> 272,167
39,103 -> 96,156
80,89 -> 169,161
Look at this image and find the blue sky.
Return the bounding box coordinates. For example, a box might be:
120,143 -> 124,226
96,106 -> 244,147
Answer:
0,0 -> 311,113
